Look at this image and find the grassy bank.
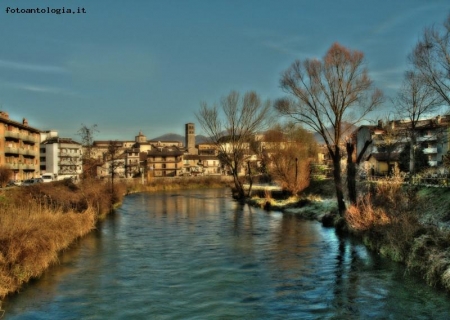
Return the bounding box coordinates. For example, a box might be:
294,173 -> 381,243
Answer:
0,178 -> 125,300
246,179 -> 338,220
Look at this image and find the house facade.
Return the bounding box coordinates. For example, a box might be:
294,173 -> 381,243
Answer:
40,130 -> 83,180
354,115 -> 450,176
0,112 -> 41,181
145,145 -> 184,177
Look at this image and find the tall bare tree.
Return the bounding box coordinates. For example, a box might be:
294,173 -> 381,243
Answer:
410,14 -> 450,106
276,43 -> 383,216
196,91 -> 271,199
395,70 -> 442,176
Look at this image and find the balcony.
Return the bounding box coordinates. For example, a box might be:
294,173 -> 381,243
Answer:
5,146 -> 20,154
4,131 -> 20,139
20,149 -> 37,156
22,164 -> 37,170
418,134 -> 437,142
423,147 -> 438,154
5,163 -> 19,170
20,133 -> 38,143
429,160 -> 438,167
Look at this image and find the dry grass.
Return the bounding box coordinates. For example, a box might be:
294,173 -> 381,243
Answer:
345,194 -> 391,232
0,202 -> 96,299
0,178 -> 130,299
346,171 -> 450,289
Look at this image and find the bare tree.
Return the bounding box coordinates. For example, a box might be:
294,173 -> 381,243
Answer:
77,124 -> 98,159
196,91 -> 271,199
264,123 -> 317,195
395,70 -> 442,176
410,14 -> 450,106
276,43 -> 383,216
0,165 -> 13,187
77,124 -> 99,179
105,140 -> 124,204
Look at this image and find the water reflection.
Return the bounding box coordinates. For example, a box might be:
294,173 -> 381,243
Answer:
3,188 -> 450,319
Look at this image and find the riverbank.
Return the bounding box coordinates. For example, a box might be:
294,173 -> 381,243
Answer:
247,178 -> 450,293
125,175 -> 234,194
0,178 -> 122,300
0,176 -> 232,301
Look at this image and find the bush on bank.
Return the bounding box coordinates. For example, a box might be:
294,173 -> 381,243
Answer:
345,177 -> 450,292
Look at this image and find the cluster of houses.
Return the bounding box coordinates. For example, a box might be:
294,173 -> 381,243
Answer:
1,109 -> 449,183
354,115 -> 450,176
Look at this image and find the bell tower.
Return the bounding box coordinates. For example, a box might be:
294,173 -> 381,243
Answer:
185,123 -> 197,154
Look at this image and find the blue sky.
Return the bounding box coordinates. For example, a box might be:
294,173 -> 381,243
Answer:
1,0 -> 449,141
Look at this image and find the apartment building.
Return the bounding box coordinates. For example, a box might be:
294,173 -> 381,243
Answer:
145,145 -> 184,177
0,111 -> 41,181
40,130 -> 83,179
354,115 -> 450,175
183,154 -> 222,175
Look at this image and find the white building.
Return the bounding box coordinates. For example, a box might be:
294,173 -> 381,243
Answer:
40,130 -> 83,180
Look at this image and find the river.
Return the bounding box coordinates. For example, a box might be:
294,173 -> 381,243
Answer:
3,188 -> 450,319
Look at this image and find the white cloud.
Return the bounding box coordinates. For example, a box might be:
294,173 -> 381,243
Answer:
0,59 -> 67,74
1,80 -> 76,96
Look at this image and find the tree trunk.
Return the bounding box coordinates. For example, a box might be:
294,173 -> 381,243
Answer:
232,168 -> 245,199
332,153 -> 346,217
346,143 -> 357,205
246,161 -> 253,198
347,140 -> 372,205
409,139 -> 415,184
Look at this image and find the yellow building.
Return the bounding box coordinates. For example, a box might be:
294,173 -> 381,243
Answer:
0,111 -> 41,181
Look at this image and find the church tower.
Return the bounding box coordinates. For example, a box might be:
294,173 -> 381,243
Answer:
135,131 -> 146,143
185,123 -> 197,154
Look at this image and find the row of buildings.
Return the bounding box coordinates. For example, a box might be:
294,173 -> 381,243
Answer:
1,109 -> 449,182
93,125 -> 222,178
0,111 -> 82,182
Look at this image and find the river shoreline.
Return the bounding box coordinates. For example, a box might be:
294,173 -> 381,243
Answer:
245,179 -> 450,294
1,176 -> 449,307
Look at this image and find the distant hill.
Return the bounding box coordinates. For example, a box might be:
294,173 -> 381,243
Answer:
150,133 -> 210,145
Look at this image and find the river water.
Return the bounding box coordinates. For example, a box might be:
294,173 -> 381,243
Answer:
3,188 -> 450,319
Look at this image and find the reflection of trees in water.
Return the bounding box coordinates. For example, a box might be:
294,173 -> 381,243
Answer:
271,215 -> 321,273
332,237 -> 360,318
146,189 -> 227,222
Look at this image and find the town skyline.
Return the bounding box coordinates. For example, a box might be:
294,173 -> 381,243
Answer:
1,0 -> 449,140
